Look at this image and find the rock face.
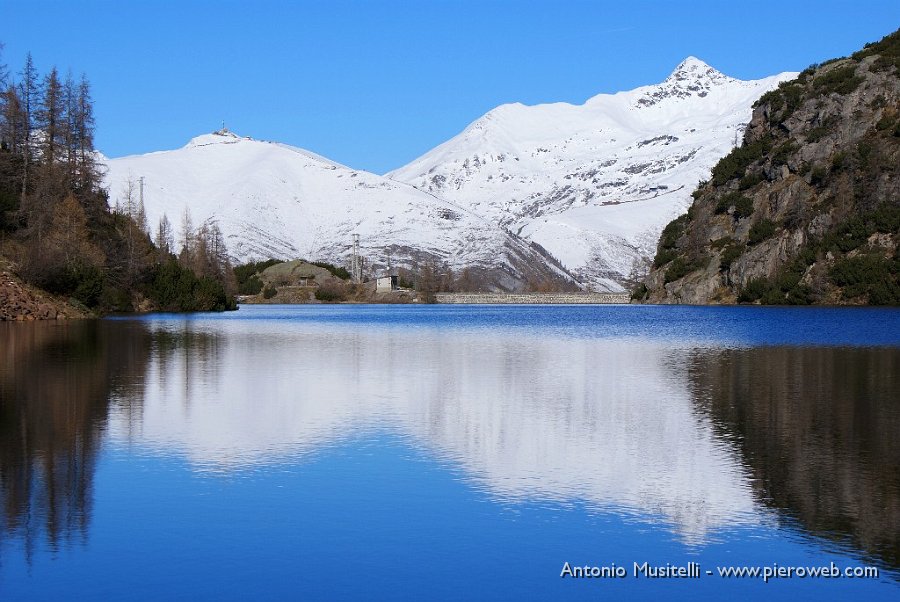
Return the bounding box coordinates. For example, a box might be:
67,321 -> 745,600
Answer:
640,29 -> 900,305
0,264 -> 91,321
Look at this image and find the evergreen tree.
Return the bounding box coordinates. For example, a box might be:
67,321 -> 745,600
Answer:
17,53 -> 39,203
155,213 -> 174,256
37,66 -> 63,167
63,70 -> 77,182
75,74 -> 95,191
0,43 -> 7,90
1,85 -> 23,154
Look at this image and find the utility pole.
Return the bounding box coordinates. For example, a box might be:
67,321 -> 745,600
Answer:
352,234 -> 362,283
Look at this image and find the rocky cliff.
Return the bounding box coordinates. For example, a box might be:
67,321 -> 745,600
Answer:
639,29 -> 900,305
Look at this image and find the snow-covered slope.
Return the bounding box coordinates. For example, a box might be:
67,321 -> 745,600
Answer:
389,58 -> 798,289
101,131 -> 573,290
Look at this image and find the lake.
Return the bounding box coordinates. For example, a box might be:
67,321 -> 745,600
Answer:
0,304 -> 898,600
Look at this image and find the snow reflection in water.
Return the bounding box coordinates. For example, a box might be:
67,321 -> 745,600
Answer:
108,317 -> 759,544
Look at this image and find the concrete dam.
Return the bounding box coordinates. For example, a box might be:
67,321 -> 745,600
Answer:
433,293 -> 632,304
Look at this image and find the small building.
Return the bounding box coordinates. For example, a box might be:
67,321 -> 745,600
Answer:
376,275 -> 398,293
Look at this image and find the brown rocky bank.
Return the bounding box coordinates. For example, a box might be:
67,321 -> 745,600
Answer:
639,29 -> 900,305
0,260 -> 92,321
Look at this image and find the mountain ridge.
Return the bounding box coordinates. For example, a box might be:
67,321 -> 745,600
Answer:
101,130 -> 577,292
388,58 -> 797,290
101,58 -> 795,293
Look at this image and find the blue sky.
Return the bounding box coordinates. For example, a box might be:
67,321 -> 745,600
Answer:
2,1 -> 899,174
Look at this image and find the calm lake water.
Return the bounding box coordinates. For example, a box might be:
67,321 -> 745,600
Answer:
1,304 -> 898,600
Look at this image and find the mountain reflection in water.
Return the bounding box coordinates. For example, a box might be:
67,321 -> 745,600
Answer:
0,309 -> 897,577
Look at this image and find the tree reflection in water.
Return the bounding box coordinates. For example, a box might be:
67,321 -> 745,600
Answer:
687,346 -> 900,570
0,321 -> 150,558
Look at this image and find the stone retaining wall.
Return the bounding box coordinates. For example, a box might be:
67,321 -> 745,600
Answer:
434,293 -> 631,304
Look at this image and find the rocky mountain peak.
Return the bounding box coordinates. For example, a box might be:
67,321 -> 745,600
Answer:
666,56 -> 726,83
636,57 -> 734,107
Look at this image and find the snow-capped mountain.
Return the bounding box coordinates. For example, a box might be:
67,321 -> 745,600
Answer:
389,57 -> 798,290
101,131 -> 573,290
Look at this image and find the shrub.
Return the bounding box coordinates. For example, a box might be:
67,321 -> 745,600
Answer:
710,136 -> 773,186
813,65 -> 864,95
830,151 -> 847,171
664,256 -> 700,284
314,281 -> 349,302
756,83 -> 804,123
715,193 -> 754,219
720,244 -> 745,271
653,214 -> 688,267
828,217 -> 869,253
855,140 -> 874,168
810,165 -> 827,186
710,236 -> 731,250
239,275 -> 263,295
780,84 -> 804,114
873,203 -> 900,232
631,283 -> 648,301
732,195 -> 755,219
310,261 -> 352,280
72,264 -> 105,306
234,259 -> 280,294
739,172 -> 764,190
659,214 -> 687,248
148,259 -> 235,311
738,278 -> 768,303
262,285 -> 277,299
806,126 -> 830,142
875,115 -> 896,131
830,254 -> 899,303
771,142 -> 798,166
737,258 -> 812,305
856,29 -> 900,71
653,248 -> 677,268
748,219 -> 777,245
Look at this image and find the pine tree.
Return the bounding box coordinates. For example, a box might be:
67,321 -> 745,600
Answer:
17,53 -> 40,203
38,66 -> 63,167
63,70 -> 77,182
0,43 -> 8,149
1,86 -> 19,153
0,43 -> 7,90
75,74 -> 95,191
155,214 -> 174,256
